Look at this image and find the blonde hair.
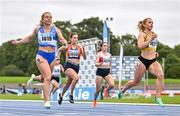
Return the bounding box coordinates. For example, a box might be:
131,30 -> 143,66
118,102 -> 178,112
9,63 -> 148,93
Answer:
137,18 -> 152,31
39,12 -> 52,26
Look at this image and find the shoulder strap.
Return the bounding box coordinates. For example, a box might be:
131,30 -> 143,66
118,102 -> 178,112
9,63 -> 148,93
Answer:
143,31 -> 148,41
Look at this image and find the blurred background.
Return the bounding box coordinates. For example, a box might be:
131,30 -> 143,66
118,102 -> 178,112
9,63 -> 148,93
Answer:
0,0 -> 179,104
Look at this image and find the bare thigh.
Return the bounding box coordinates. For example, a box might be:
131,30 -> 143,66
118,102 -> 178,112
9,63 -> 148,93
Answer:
104,74 -> 114,86
51,80 -> 59,89
134,60 -> 147,83
65,68 -> 79,80
96,76 -> 104,90
148,61 -> 164,79
36,55 -> 51,79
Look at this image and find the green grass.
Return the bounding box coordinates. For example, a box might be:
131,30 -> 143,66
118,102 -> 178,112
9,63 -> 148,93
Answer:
100,96 -> 180,104
0,94 -> 42,100
115,78 -> 180,85
1,76 -> 180,85
0,76 -> 29,84
1,94 -> 179,104
0,76 -> 67,84
1,76 -> 179,104
148,79 -> 180,84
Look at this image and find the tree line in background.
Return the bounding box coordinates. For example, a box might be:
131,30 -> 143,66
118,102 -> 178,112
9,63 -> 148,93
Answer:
0,17 -> 179,78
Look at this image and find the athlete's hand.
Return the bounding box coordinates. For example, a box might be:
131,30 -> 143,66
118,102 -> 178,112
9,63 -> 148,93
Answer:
11,40 -> 19,45
151,33 -> 157,40
155,52 -> 159,58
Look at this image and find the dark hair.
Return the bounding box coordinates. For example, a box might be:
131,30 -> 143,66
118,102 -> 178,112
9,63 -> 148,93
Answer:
68,32 -> 78,44
137,18 -> 152,31
69,32 -> 78,39
97,42 -> 107,52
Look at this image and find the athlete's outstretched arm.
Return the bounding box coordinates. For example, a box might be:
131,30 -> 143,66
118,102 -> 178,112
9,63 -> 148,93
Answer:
11,28 -> 38,45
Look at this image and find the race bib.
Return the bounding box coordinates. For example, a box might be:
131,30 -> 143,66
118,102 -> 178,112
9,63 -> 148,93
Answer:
41,33 -> 53,42
69,49 -> 79,58
148,39 -> 158,49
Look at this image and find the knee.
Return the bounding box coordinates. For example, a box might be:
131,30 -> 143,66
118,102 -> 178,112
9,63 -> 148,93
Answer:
55,86 -> 59,90
43,75 -> 51,82
54,84 -> 59,89
133,80 -> 140,86
109,84 -> 114,89
74,76 -> 79,82
157,73 -> 164,81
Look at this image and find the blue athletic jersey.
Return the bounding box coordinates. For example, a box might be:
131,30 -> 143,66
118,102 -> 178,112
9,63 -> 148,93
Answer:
37,26 -> 58,47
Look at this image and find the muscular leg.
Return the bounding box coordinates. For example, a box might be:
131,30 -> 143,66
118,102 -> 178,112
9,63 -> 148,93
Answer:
65,68 -> 79,96
33,75 -> 43,82
58,74 -> 72,105
51,80 -> 59,94
104,75 -> 114,91
36,55 -> 51,103
122,61 -> 146,93
94,76 -> 103,100
148,61 -> 164,97
61,76 -> 72,97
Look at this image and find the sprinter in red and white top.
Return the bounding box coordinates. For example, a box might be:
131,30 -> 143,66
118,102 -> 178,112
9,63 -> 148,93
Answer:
93,42 -> 115,108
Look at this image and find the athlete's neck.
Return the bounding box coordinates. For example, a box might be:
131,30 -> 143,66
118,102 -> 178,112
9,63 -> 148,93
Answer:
43,25 -> 51,32
70,43 -> 77,48
102,50 -> 107,54
144,29 -> 152,35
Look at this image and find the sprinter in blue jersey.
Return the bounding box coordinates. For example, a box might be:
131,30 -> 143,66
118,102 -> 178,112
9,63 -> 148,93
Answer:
11,12 -> 67,109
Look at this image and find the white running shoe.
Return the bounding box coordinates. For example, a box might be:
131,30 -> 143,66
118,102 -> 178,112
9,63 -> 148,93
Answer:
27,74 -> 35,86
44,101 -> 51,109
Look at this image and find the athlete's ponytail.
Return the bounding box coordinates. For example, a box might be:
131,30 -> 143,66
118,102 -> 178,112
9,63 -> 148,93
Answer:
137,18 -> 151,31
97,42 -> 103,52
137,21 -> 143,31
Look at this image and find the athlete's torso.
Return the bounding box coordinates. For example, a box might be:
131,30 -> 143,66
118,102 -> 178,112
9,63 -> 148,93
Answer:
142,31 -> 158,51
66,44 -> 81,60
52,64 -> 61,77
97,51 -> 111,68
141,31 -> 158,59
37,26 -> 58,47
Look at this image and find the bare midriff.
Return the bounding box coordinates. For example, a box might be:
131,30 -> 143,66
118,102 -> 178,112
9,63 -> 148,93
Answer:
141,49 -> 156,60
39,46 -> 55,53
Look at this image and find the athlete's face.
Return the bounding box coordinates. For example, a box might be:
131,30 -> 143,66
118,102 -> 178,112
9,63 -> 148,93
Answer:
144,18 -> 153,31
71,34 -> 78,44
101,43 -> 108,52
42,13 -> 52,25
